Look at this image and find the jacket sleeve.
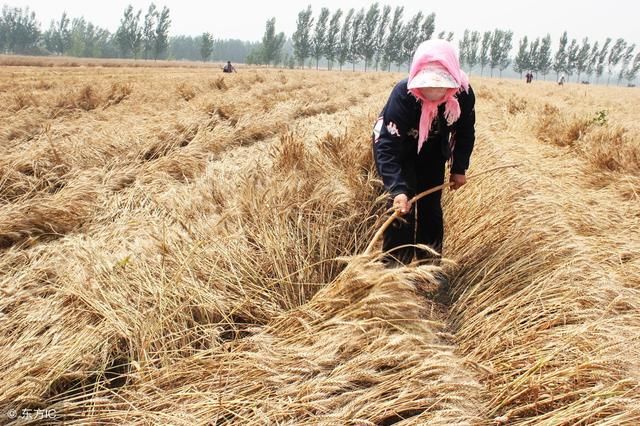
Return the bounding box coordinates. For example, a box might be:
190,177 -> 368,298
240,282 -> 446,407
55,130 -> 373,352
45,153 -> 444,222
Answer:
450,86 -> 476,175
373,86 -> 412,197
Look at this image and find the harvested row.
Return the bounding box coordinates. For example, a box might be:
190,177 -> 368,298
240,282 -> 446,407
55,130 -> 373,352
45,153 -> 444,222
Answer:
1,96 -> 488,425
443,79 -> 640,424
2,68 -> 640,425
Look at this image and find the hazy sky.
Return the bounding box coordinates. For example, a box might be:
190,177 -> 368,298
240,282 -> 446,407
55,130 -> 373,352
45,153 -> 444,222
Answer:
16,0 -> 639,47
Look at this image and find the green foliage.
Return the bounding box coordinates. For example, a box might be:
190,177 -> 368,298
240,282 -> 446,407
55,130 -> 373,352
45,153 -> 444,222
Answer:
528,38 -> 540,74
381,6 -> 403,72
325,9 -> 343,70
200,32 -> 213,62
465,31 -> 480,72
625,52 -> 640,84
348,8 -> 365,70
553,31 -> 568,77
246,46 -> 263,65
143,4 -> 157,59
153,6 -> 171,60
618,44 -> 636,84
292,6 -> 313,68
0,5 -> 41,54
514,35 -> 529,75
400,11 -> 423,68
489,29 -> 512,76
498,30 -> 513,75
537,35 -> 553,77
592,110 -> 608,126
337,8 -> 354,70
116,5 -> 142,58
261,17 -> 286,66
311,8 -> 329,69
586,41 -> 599,79
575,37 -> 591,82
479,31 -> 492,76
361,3 -> 380,71
566,38 -> 579,77
420,13 -> 435,43
169,36 -> 259,63
607,38 -> 626,84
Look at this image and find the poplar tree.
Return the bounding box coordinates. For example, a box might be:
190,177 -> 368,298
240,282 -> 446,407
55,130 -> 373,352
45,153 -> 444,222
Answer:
337,8 -> 353,71
311,8 -> 329,69
361,3 -> 380,71
479,30 -> 491,76
514,35 -> 529,77
325,9 -> 343,70
382,6 -> 403,72
575,37 -> 591,82
537,34 -> 553,78
553,31 -> 568,79
373,5 -> 391,71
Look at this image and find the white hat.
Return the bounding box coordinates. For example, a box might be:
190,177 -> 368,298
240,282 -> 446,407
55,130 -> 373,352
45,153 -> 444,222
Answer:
408,65 -> 458,89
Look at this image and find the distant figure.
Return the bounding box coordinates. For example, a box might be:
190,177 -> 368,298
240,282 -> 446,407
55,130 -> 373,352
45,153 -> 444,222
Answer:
558,74 -> 566,86
223,61 -> 237,73
525,71 -> 533,84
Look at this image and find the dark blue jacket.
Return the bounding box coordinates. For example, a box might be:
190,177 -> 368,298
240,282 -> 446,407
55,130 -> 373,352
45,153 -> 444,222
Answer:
372,79 -> 475,197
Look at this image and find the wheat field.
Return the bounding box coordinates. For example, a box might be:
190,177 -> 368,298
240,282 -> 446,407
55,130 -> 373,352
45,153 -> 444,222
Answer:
1,62 -> 639,425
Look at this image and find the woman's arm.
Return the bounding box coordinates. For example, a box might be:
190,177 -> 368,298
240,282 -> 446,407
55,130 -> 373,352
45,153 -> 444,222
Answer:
373,83 -> 414,198
450,86 -> 476,175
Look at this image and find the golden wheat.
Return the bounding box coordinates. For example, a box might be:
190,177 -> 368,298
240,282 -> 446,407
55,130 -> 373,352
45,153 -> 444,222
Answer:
0,64 -> 639,425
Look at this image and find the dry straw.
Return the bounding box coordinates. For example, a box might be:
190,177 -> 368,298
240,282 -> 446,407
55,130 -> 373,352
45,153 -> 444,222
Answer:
1,66 -> 639,425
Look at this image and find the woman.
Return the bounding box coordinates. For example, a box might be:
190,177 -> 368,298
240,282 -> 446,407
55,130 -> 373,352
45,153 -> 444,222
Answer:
372,39 -> 476,266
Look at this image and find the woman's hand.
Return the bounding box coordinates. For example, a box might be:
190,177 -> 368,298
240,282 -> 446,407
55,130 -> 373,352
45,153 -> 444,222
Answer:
393,194 -> 412,215
450,173 -> 467,190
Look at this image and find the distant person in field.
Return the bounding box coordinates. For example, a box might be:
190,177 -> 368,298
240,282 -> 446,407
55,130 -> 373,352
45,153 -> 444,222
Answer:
558,74 -> 566,86
526,71 -> 533,83
372,39 -> 475,271
223,61 -> 237,73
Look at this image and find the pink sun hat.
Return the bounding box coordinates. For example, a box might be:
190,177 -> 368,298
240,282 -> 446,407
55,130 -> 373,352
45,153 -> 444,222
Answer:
407,64 -> 459,89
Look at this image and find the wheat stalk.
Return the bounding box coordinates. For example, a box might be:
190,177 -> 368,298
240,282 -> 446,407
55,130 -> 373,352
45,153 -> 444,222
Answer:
364,164 -> 520,255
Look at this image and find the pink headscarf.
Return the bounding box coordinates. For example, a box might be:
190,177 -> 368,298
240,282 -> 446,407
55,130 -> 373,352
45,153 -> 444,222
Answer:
408,39 -> 469,153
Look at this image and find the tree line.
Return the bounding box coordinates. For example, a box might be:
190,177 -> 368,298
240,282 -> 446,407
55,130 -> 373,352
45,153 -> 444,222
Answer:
0,4 -> 256,62
510,31 -> 640,85
287,4 -> 441,72
0,4 -> 170,59
2,3 -> 638,84
242,3 -> 638,85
